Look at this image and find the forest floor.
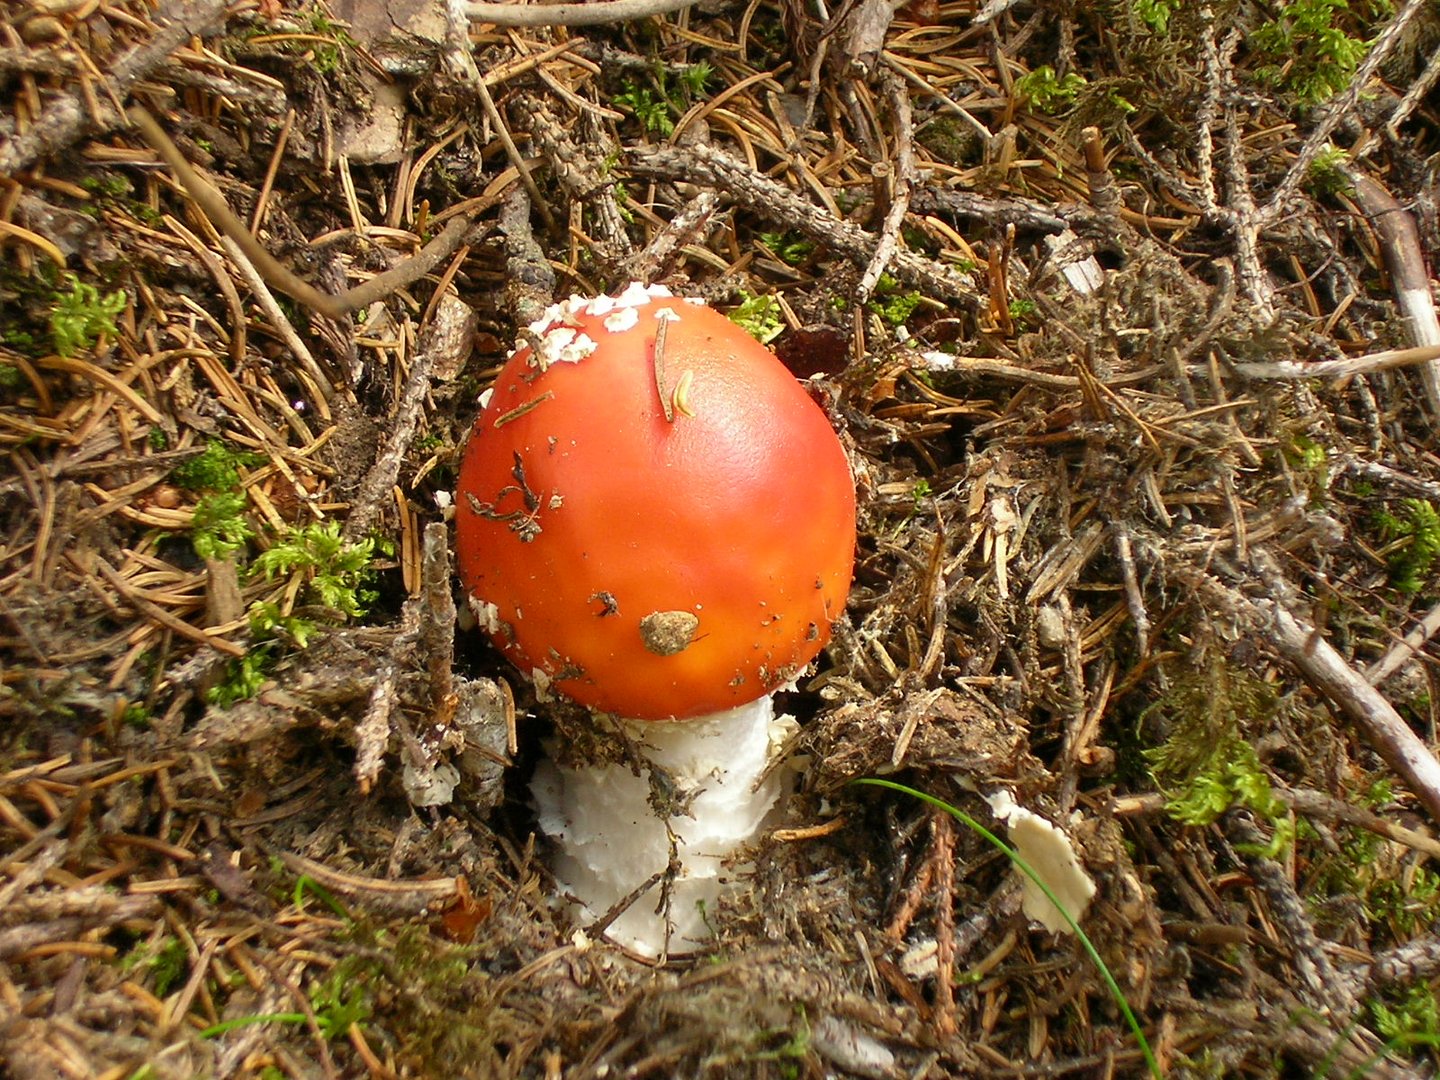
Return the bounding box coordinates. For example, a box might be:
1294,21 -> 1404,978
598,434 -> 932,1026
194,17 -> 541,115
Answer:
3,0 -> 1440,1076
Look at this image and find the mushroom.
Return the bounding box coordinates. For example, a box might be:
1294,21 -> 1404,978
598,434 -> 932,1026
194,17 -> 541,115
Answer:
454,282 -> 856,956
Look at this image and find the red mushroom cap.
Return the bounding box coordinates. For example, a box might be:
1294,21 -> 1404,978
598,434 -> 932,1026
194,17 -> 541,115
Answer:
454,285 -> 856,721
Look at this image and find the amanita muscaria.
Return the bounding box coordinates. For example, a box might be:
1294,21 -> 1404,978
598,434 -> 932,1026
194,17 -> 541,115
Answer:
455,282 -> 856,956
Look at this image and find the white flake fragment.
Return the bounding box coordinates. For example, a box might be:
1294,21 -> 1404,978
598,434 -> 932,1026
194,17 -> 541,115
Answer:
616,280 -> 656,308
468,596 -> 503,635
434,490 -> 453,510
586,293 -> 618,317
477,387 -> 494,409
403,759 -> 459,807
654,306 -> 681,323
811,1015 -> 896,1080
529,325 -> 599,368
603,305 -> 640,333
531,666 -> 553,702
527,300 -> 567,338
644,283 -> 674,298
538,326 -> 576,359
766,711 -> 799,758
986,789 -> 1096,934
899,938 -> 938,978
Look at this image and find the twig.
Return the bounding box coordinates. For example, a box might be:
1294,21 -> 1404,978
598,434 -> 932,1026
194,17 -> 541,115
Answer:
1368,932 -> 1440,991
624,190 -> 720,284
911,188 -> 1070,234
1276,787 -> 1440,861
1080,126 -> 1121,221
499,189 -> 557,328
467,0 -> 700,26
218,235 -> 336,402
511,92 -> 629,257
1110,520 -> 1150,657
911,352 -> 1160,389
419,523 -> 457,721
270,849 -> 459,911
341,332 -> 444,544
1194,4 -> 1220,213
129,105 -> 488,321
1342,172 -> 1440,414
474,79 -> 555,233
971,0 -> 1025,25
1386,42 -> 1440,136
1228,342 -> 1440,382
1366,599 -> 1440,688
1220,91 -> 1272,317
354,660 -> 398,795
930,811 -> 957,1040
856,73 -> 915,306
1335,455 -> 1440,504
0,897 -> 160,959
0,0 -> 229,175
1224,814 -> 1359,1016
629,142 -> 980,306
1197,552 -> 1440,823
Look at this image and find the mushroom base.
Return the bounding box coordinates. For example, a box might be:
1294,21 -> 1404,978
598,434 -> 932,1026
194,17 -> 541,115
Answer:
532,695 -> 794,958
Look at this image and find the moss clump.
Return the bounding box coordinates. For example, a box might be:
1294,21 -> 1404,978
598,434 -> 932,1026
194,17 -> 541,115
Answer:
1376,498 -> 1440,596
49,272 -> 126,357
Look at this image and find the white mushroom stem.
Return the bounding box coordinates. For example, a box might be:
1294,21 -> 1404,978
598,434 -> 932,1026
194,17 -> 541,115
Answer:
532,695 -> 795,958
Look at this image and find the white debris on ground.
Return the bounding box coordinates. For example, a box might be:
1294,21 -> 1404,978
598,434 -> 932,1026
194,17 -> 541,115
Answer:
986,789 -> 1097,934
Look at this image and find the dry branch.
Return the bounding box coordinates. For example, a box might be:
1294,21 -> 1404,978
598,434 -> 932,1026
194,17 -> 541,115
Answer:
129,105 -> 491,324
1229,343 -> 1440,382
1344,172 -> 1440,413
1196,554 -> 1440,824
628,143 -> 980,306
466,0 -> 700,26
855,74 -> 916,305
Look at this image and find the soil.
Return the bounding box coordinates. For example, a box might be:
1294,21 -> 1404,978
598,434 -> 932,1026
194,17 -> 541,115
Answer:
3,0 -> 1440,1077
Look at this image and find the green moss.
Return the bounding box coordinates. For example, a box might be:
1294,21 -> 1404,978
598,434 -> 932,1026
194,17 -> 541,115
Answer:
253,521 -> 377,620
190,491 -> 254,561
50,272 -> 126,357
1144,655 -> 1291,850
1015,66 -> 1088,113
759,231 -> 816,266
1250,0 -> 1380,104
1371,984 -> 1440,1059
614,82 -> 675,135
868,274 -> 924,328
207,524 -> 378,708
171,440 -> 264,493
1306,145 -> 1354,196
729,292 -> 785,344
613,61 -> 714,137
1134,0 -> 1180,34
1008,298 -> 1039,330
1375,499 -> 1440,596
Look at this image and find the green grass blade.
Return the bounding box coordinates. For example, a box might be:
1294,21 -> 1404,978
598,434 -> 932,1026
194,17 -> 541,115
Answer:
855,778 -> 1163,1079
199,1012 -> 307,1038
